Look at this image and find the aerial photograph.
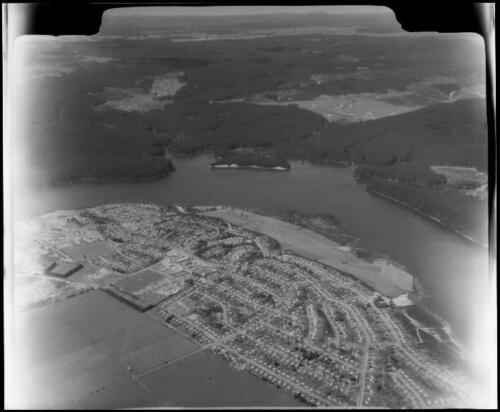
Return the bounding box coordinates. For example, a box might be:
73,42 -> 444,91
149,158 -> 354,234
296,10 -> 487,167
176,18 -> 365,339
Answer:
4,3 -> 496,409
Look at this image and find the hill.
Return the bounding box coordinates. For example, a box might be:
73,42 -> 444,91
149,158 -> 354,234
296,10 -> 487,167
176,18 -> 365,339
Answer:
13,24 -> 487,243
276,98 -> 487,171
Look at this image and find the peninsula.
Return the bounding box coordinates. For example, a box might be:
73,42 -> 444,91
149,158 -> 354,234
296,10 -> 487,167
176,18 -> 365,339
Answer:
13,203 -> 477,409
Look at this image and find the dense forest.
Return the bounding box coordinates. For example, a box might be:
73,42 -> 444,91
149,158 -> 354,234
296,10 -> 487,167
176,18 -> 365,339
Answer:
274,98 -> 487,171
13,13 -> 488,242
273,98 -> 488,244
366,180 -> 487,245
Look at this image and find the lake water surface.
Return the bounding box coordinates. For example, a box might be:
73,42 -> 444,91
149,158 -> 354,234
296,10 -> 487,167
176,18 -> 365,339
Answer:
13,153 -> 490,349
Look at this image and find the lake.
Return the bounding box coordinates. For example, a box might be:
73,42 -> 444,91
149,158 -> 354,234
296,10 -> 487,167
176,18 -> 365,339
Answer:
13,153 -> 490,349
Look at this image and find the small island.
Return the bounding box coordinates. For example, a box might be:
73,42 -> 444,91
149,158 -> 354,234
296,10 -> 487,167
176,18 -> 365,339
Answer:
210,150 -> 291,171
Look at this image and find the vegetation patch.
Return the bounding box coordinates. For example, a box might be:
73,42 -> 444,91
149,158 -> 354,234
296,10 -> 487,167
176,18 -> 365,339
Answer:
211,150 -> 291,170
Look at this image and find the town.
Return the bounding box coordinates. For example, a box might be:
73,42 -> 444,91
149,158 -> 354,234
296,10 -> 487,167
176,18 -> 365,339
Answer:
13,203 -> 478,408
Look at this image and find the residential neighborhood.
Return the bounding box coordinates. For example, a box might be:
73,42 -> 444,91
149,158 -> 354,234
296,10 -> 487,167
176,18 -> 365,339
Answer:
13,203 -> 478,408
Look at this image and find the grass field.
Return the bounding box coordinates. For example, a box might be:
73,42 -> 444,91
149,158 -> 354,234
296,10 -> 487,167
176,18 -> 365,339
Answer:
14,290 -> 199,409
430,166 -> 488,186
66,377 -> 160,409
252,92 -> 423,122
110,268 -> 183,308
68,267 -> 125,287
14,288 -> 302,408
113,269 -> 163,292
202,207 -> 413,297
62,240 -> 115,259
139,350 -> 302,407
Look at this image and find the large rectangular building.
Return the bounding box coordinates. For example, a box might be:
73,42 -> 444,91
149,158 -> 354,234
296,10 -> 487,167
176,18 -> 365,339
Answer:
45,262 -> 84,278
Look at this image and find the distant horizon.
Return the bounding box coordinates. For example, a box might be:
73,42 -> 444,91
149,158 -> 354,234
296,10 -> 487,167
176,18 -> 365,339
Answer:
105,5 -> 393,18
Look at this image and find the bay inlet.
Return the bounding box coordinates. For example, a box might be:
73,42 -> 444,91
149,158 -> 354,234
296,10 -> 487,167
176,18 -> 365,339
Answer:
14,152 -> 489,349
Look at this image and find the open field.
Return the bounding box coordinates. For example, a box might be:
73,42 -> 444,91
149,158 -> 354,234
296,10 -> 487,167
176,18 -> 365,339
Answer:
430,166 -> 488,186
109,268 -> 185,309
202,207 -> 413,297
67,266 -> 125,287
96,94 -> 168,113
61,240 -> 115,259
13,290 -> 200,409
66,377 -> 160,409
14,288 -> 303,408
250,92 -> 423,122
139,350 -> 302,407
94,72 -> 185,113
113,269 -> 163,292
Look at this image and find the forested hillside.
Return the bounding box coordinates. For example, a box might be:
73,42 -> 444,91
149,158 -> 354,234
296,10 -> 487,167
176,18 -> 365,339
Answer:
269,98 -> 488,244
13,13 -> 488,243
275,98 -> 487,172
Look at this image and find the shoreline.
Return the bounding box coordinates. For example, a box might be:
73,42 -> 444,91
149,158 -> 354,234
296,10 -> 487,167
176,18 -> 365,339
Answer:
195,204 -> 468,349
196,204 -> 472,352
366,188 -> 487,248
210,164 -> 290,171
200,205 -> 415,298
20,154 -> 486,250
19,169 -> 176,190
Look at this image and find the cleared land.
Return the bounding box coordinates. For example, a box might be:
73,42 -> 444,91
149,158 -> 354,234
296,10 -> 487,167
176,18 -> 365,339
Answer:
430,166 -> 488,186
66,378 -> 159,409
95,73 -> 185,113
250,92 -> 423,122
14,289 -> 199,409
14,288 -> 302,408
139,350 -> 302,407
61,240 -> 115,259
202,207 -> 413,297
113,269 -> 163,292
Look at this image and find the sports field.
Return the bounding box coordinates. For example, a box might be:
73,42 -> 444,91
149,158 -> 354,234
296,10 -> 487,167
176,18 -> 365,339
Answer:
113,269 -> 163,292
